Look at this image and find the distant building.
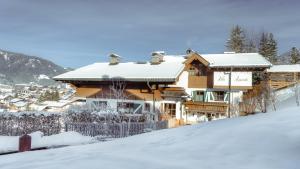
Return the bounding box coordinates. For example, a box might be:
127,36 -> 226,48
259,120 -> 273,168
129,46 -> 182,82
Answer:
267,64 -> 300,90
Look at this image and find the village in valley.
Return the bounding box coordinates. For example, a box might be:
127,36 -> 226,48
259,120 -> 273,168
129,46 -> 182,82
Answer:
0,83 -> 77,112
0,1 -> 299,169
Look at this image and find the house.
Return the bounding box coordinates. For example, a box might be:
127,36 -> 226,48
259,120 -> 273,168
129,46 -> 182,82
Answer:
54,51 -> 271,124
267,64 -> 300,90
0,84 -> 13,93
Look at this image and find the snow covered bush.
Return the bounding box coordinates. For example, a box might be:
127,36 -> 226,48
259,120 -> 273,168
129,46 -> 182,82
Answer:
65,104 -> 147,124
0,111 -> 61,136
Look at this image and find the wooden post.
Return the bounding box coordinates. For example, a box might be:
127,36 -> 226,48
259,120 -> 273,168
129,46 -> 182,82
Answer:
19,134 -> 31,152
228,67 -> 233,118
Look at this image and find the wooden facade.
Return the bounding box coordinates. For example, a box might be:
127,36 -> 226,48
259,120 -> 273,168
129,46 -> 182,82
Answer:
268,72 -> 300,90
188,76 -> 207,88
179,53 -> 269,122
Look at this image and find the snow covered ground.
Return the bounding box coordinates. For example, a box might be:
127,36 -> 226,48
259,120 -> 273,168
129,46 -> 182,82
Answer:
0,87 -> 299,169
0,132 -> 95,153
0,101 -> 299,168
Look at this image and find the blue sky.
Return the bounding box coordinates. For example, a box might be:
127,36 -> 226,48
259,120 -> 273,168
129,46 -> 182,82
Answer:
0,0 -> 299,68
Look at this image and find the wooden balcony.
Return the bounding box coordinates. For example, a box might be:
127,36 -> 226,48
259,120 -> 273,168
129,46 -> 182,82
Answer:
184,101 -> 228,114
269,80 -> 299,90
188,76 -> 207,88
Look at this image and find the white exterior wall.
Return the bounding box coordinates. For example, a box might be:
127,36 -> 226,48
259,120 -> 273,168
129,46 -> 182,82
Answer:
87,98 -> 165,121
87,98 -> 147,113
175,71 -> 189,89
175,101 -> 182,119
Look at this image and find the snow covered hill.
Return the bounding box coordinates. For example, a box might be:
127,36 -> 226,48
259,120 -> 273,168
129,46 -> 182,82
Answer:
0,102 -> 299,168
0,49 -> 67,85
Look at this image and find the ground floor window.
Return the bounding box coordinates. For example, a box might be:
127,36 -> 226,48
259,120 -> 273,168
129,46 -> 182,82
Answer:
212,91 -> 225,101
192,91 -> 205,102
117,102 -> 135,113
144,103 -> 150,112
92,101 -> 107,109
164,103 -> 176,118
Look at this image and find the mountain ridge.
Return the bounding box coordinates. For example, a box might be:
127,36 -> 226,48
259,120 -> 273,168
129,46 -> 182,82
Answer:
0,49 -> 68,85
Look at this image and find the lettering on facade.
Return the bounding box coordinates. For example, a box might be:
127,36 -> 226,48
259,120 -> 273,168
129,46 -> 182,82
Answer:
214,72 -> 252,86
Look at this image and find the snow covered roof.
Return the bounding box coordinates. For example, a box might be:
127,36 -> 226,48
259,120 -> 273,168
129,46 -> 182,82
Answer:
54,52 -> 271,82
10,98 -> 23,103
201,53 -> 272,68
13,101 -> 27,107
54,59 -> 185,82
0,94 -> 12,100
267,64 -> 300,72
42,100 -> 71,108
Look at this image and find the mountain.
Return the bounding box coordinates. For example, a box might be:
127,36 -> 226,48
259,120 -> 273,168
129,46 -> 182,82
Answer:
0,49 -> 67,85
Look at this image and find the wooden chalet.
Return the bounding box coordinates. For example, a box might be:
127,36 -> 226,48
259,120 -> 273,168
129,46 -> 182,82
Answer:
267,64 -> 300,90
54,51 -> 271,125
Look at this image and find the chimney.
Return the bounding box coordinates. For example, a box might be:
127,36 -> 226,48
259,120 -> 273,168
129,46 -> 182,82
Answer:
151,51 -> 165,64
109,53 -> 121,65
186,48 -> 194,54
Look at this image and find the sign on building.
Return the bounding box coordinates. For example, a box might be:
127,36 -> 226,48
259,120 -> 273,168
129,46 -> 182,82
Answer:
213,72 -> 252,87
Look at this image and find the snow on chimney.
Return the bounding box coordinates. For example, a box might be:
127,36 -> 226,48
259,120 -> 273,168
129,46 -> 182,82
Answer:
151,51 -> 165,64
109,53 -> 121,65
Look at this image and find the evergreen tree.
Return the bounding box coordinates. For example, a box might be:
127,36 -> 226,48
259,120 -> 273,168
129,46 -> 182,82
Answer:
267,33 -> 278,63
259,32 -> 278,63
226,25 -> 246,53
259,32 -> 268,58
289,47 -> 300,64
53,90 -> 60,101
38,90 -> 60,102
245,39 -> 257,53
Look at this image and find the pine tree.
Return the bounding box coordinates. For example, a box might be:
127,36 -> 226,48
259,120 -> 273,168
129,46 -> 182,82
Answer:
245,39 -> 257,53
53,90 -> 60,101
289,47 -> 300,64
259,32 -> 269,58
267,33 -> 278,63
226,25 -> 246,53
259,32 -> 278,63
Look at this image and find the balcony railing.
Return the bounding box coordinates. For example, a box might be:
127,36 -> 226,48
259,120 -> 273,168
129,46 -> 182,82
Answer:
184,101 -> 228,114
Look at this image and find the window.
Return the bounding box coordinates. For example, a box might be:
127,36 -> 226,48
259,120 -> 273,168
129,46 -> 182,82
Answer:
117,102 -> 138,114
144,103 -> 150,112
198,64 -> 207,76
188,62 -> 207,76
188,67 -> 197,76
212,91 -> 225,101
92,101 -> 107,109
164,103 -> 176,118
192,91 -> 205,102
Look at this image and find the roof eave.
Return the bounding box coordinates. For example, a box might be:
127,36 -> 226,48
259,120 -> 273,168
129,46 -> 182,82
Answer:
53,77 -> 177,83
209,65 -> 272,68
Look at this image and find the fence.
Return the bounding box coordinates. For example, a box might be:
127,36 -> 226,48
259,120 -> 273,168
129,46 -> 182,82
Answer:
65,120 -> 168,138
0,111 -> 168,137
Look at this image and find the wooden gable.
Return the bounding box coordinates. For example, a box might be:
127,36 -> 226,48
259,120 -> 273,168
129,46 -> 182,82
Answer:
184,53 -> 210,67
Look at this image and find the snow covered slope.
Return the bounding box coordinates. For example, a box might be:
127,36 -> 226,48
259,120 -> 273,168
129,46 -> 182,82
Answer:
0,132 -> 95,153
0,105 -> 299,168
